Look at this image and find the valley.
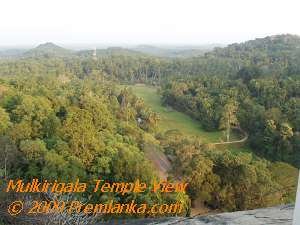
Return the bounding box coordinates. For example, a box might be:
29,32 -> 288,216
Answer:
0,34 -> 299,224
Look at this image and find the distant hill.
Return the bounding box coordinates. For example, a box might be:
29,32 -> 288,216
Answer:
77,47 -> 148,58
132,44 -> 222,58
24,42 -> 73,58
77,45 -> 222,58
202,34 -> 300,76
0,49 -> 27,58
208,34 -> 300,61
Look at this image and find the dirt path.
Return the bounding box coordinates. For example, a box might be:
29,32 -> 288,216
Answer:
210,127 -> 248,146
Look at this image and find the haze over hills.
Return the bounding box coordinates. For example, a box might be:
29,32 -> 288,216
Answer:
77,47 -> 148,57
0,49 -> 27,58
0,42 -> 225,59
0,34 -> 300,81
23,42 -> 74,58
2,34 -> 300,61
131,44 -> 224,58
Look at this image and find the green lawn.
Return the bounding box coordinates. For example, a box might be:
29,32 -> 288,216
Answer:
123,84 -> 226,143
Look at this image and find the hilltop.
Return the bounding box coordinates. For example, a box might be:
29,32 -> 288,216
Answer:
206,34 -> 300,72
23,42 -> 73,58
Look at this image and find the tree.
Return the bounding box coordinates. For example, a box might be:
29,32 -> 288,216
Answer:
219,101 -> 239,142
19,139 -> 47,161
280,123 -> 293,140
61,107 -> 104,166
0,137 -> 18,179
237,66 -> 262,84
0,107 -> 10,134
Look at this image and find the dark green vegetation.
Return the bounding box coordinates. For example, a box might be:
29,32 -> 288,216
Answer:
0,34 -> 299,223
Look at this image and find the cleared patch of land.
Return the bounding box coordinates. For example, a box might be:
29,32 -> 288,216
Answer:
125,84 -> 234,143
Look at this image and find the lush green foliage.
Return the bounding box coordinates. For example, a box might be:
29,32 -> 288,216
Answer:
0,34 -> 299,220
159,133 -> 297,211
161,73 -> 300,167
0,75 -> 190,217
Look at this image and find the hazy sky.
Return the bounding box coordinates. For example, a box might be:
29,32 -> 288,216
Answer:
1,0 -> 300,47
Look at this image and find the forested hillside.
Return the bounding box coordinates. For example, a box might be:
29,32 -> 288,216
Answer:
24,42 -> 74,58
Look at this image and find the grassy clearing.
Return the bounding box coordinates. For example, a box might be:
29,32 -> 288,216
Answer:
124,84 -> 226,143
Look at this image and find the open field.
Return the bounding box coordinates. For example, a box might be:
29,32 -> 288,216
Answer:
124,84 -> 236,143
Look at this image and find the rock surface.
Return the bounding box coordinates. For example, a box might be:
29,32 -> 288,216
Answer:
107,205 -> 294,225
152,205 -> 294,225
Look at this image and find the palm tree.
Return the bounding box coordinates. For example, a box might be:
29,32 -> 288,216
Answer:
219,101 -> 239,142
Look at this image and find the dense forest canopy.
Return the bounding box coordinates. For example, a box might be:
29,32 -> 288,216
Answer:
0,34 -> 299,223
